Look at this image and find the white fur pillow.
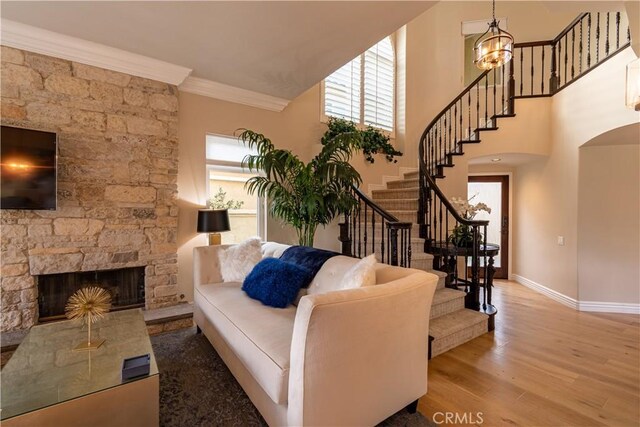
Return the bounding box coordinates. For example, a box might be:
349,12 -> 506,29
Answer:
218,237 -> 263,282
340,254 -> 378,290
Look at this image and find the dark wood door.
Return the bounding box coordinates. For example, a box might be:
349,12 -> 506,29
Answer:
468,175 -> 509,279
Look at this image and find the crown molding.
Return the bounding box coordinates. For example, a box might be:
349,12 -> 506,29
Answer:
179,76 -> 290,112
1,19 -> 192,85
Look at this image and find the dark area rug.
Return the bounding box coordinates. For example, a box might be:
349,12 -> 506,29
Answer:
151,327 -> 434,427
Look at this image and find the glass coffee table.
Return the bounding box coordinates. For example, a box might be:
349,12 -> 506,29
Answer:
1,309 -> 159,426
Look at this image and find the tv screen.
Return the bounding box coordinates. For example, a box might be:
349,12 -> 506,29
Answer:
1,126 -> 57,210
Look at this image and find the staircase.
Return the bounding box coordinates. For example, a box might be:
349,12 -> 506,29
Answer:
339,11 -> 631,358
372,170 -> 489,358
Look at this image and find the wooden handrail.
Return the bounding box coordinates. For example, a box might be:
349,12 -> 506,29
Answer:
419,69 -> 491,144
513,40 -> 552,48
418,159 -> 489,227
553,12 -> 589,43
352,186 -> 401,223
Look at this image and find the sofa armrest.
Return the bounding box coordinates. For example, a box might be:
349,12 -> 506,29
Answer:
287,272 -> 437,426
193,245 -> 232,286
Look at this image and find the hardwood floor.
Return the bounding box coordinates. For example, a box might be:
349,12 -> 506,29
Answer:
419,280 -> 640,426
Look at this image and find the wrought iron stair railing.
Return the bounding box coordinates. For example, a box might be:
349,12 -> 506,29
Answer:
416,11 -> 630,317
339,186 -> 412,268
338,11 -> 631,324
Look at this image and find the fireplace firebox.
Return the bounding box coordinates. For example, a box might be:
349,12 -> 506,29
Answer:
37,267 -> 145,322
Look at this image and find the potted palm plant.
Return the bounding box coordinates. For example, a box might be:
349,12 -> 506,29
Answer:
239,129 -> 363,246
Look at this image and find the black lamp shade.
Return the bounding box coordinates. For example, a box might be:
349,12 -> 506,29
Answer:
197,209 -> 230,233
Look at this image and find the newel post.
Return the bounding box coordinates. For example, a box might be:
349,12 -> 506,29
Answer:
507,58 -> 516,114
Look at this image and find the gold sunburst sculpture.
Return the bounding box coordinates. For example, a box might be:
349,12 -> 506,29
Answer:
65,286 -> 112,351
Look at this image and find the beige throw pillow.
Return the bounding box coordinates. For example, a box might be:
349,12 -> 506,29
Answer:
339,254 -> 378,290
218,237 -> 263,282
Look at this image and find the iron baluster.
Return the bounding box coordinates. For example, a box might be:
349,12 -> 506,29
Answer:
571,28 -> 575,79
558,38 -> 562,87
485,74 -> 489,126
564,35 -> 568,85
530,45 -> 534,95
519,47 -> 524,95
605,12 -> 610,57
541,45 -> 545,94
476,81 -> 480,132
615,12 -> 620,49
493,68 -> 497,118
587,13 -> 592,68
501,62 -> 505,111
579,18 -> 583,74
468,91 -> 471,141
596,12 -> 600,63
550,42 -> 557,92
363,203 -> 368,257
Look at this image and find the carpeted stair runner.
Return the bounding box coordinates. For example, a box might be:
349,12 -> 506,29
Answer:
368,169 -> 489,358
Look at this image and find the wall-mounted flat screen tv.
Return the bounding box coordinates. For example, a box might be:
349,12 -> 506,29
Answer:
1,126 -> 57,210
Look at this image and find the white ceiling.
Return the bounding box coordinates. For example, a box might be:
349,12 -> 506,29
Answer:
1,1 -> 436,100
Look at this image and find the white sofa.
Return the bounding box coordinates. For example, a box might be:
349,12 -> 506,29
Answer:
193,242 -> 438,426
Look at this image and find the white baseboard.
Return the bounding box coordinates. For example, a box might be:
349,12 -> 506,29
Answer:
511,274 -> 640,314
578,301 -> 640,314
511,274 -> 578,309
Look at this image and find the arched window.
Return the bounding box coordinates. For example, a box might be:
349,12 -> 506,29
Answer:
323,36 -> 395,132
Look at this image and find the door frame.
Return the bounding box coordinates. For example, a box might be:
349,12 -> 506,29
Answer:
468,172 -> 513,279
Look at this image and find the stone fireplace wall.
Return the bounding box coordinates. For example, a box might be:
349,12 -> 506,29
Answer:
1,47 -> 179,331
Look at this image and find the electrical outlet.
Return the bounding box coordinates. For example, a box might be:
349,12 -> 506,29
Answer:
557,236 -> 565,246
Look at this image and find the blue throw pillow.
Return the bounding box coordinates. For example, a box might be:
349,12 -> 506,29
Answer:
242,258 -> 312,308
279,246 -> 338,286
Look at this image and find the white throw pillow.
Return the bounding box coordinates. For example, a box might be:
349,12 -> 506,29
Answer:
339,254 -> 378,290
218,237 -> 263,282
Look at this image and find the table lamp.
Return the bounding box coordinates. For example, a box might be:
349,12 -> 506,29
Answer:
197,209 -> 230,245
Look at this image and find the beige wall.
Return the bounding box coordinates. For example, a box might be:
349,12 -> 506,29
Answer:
177,85 -> 409,300
513,48 -> 639,301
577,143 -> 640,304
176,2 -> 637,306
403,2 -> 580,201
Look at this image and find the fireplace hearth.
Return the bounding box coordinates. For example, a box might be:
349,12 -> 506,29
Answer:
37,267 -> 145,322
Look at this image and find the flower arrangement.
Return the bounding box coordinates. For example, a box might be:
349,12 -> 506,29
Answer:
448,195 -> 491,247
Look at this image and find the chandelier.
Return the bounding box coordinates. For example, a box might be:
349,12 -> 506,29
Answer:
474,0 -> 514,70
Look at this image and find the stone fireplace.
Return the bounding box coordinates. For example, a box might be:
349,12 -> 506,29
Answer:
1,47 -> 180,331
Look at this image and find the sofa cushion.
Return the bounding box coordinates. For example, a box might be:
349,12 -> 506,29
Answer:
261,242 -> 290,259
242,258 -> 312,308
218,237 -> 263,282
195,282 -> 295,405
340,254 -> 377,290
279,246 -> 339,286
307,255 -> 361,295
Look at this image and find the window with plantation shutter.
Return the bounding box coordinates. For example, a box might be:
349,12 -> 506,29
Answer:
364,37 -> 394,131
323,36 -> 395,132
324,56 -> 361,123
